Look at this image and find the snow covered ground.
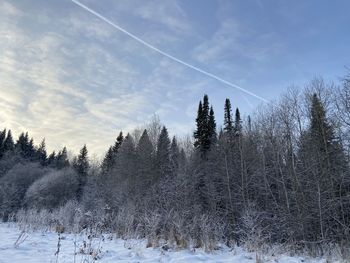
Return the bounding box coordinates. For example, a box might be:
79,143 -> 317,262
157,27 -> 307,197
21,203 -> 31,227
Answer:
0,223 -> 340,263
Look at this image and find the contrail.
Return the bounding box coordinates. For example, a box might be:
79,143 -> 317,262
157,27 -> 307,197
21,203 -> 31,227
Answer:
71,0 -> 269,103
241,93 -> 255,109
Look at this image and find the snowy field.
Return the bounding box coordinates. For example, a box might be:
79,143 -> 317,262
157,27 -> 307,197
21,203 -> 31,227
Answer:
0,223 -> 340,263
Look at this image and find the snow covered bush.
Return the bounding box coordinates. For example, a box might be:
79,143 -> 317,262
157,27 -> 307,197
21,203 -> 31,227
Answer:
16,200 -> 84,233
239,204 -> 270,253
0,162 -> 49,220
24,168 -> 79,209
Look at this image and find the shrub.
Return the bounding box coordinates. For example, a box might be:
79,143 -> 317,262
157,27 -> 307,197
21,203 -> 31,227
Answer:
0,162 -> 49,219
24,168 -> 79,209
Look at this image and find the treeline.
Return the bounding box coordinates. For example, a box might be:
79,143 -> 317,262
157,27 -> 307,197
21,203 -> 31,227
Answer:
0,75 -> 350,253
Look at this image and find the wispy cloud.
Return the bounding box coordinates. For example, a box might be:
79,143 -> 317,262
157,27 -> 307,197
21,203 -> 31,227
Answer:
0,0 -> 205,156
0,1 -> 150,156
0,1 -> 23,17
2,0 -> 344,157
134,0 -> 191,34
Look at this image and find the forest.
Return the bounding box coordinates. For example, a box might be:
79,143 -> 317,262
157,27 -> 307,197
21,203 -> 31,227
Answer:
0,74 -> 350,257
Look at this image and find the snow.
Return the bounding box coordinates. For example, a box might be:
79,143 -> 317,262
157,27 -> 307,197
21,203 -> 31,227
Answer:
0,223 -> 340,263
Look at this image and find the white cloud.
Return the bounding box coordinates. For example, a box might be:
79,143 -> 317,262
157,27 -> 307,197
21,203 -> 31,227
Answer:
192,18 -> 242,64
192,3 -> 284,67
0,1 -> 150,156
68,13 -> 115,39
0,1 -> 23,17
134,0 -> 191,34
0,0 -> 205,156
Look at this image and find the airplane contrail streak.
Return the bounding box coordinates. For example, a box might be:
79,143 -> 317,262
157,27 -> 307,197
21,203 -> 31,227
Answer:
71,0 -> 269,103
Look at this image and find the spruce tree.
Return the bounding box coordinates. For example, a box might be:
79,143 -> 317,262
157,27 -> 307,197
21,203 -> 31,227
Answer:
170,136 -> 180,173
101,131 -> 124,175
194,101 -> 203,148
14,132 -> 35,159
74,145 -> 89,176
114,134 -> 137,195
202,95 -> 210,150
73,144 -> 89,200
47,151 -> 56,167
202,95 -> 210,122
208,106 -> 217,144
3,130 -> 14,153
194,94 -> 215,154
297,93 -> 348,240
28,138 -> 35,160
56,147 -> 70,169
234,108 -> 242,136
156,126 -> 171,178
112,131 -> 124,154
16,132 -> 28,158
224,98 -> 233,134
136,129 -> 154,189
101,146 -> 115,175
0,129 -> 6,158
36,139 -> 47,165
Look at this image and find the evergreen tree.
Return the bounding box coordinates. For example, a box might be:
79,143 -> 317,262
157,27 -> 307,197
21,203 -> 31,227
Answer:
101,146 -> 115,175
3,130 -> 14,153
101,131 -> 124,175
112,131 -> 124,154
234,108 -> 242,136
36,139 -> 47,165
170,136 -> 180,173
47,151 -> 56,167
202,95 -> 210,150
15,132 -> 36,160
298,93 -> 348,240
74,145 -> 89,176
194,101 -> 203,149
136,129 -> 154,189
193,95 -> 215,154
224,98 -> 233,134
208,106 -> 217,144
156,126 -> 171,178
202,95 -> 210,122
28,138 -> 35,160
73,144 -> 89,200
0,129 -> 6,159
56,147 -> 69,169
15,132 -> 29,158
115,134 -> 137,193
115,134 -> 136,181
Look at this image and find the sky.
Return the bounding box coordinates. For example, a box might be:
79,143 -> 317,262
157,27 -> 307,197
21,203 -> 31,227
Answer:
0,0 -> 349,157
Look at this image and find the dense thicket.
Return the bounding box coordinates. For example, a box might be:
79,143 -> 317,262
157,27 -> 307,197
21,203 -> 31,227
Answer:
1,76 -> 350,253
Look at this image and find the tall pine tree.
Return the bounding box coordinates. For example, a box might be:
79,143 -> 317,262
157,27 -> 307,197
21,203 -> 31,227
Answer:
208,106 -> 217,144
194,101 -> 203,149
194,94 -> 216,154
170,136 -> 180,174
136,129 -> 154,190
224,98 -> 233,134
56,147 -> 70,169
298,93 -> 349,240
73,144 -> 89,200
3,130 -> 14,153
0,129 -> 7,159
101,131 -> 124,175
36,139 -> 47,165
234,108 -> 242,136
156,126 -> 171,179
112,131 -> 124,154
